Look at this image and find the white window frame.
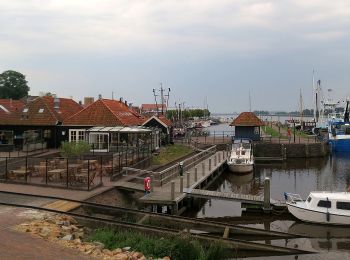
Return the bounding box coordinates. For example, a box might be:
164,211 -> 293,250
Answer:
69,129 -> 86,143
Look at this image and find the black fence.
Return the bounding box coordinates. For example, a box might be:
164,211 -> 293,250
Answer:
0,145 -> 152,191
0,142 -> 48,158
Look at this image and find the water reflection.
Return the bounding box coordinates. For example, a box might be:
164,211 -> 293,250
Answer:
185,154 -> 350,258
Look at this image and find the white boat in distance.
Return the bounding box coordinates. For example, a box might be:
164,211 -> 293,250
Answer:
227,139 -> 254,173
285,192 -> 350,225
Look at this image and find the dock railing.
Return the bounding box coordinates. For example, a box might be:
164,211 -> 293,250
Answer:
155,145 -> 217,186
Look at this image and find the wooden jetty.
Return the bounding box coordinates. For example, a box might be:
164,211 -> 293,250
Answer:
115,145 -> 285,214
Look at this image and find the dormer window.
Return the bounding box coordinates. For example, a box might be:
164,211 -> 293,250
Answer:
23,108 -> 29,113
38,108 -> 44,113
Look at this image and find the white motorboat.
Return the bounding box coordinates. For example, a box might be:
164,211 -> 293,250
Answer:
285,192 -> 350,225
227,139 -> 254,173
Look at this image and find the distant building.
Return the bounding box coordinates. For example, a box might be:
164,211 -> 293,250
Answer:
142,115 -> 173,145
229,112 -> 264,141
140,104 -> 167,116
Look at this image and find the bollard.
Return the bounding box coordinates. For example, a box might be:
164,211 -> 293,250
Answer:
150,174 -> 154,192
194,167 -> 198,182
171,181 -> 175,200
209,159 -> 211,171
202,162 -> 205,176
180,176 -> 184,193
186,171 -> 190,188
263,177 -> 271,212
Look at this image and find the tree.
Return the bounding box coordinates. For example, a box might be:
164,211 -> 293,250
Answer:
0,70 -> 30,99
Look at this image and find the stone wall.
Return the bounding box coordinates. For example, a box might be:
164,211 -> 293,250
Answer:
253,142 -> 328,158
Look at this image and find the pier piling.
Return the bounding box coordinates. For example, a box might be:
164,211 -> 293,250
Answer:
180,176 -> 183,193
171,181 -> 175,200
186,171 -> 190,188
150,174 -> 154,192
263,177 -> 272,212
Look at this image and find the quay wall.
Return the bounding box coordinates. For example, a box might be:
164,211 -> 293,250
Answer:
253,142 -> 328,158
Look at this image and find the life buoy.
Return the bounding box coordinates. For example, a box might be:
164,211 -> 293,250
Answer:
144,177 -> 151,191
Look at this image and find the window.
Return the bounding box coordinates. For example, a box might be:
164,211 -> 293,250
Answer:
307,196 -> 312,203
69,129 -> 86,143
254,127 -> 259,135
38,108 -> 44,113
336,201 -> 350,210
43,129 -> 51,138
317,200 -> 331,208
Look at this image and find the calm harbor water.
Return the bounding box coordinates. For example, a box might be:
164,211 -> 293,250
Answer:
184,155 -> 350,259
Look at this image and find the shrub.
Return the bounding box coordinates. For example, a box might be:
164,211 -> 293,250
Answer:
60,141 -> 91,157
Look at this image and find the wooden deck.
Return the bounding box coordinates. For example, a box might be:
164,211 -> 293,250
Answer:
185,188 -> 264,205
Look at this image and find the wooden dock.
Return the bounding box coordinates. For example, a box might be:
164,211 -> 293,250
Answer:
138,150 -> 228,211
185,189 -> 264,205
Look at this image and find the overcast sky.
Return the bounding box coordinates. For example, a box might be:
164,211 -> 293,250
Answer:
1,1 -> 350,113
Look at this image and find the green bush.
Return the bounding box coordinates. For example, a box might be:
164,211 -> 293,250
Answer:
88,229 -> 227,260
60,141 -> 91,157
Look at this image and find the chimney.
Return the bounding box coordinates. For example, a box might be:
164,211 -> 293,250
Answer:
54,97 -> 60,111
84,97 -> 94,106
98,94 -> 102,100
128,103 -> 133,107
78,100 -> 82,106
124,100 -> 127,105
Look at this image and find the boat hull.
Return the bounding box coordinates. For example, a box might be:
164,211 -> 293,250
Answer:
329,139 -> 350,152
287,203 -> 350,225
228,163 -> 253,173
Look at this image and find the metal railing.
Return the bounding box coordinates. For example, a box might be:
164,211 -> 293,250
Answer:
155,145 -> 217,186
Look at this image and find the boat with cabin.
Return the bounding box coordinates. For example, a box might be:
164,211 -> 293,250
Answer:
285,191 -> 350,225
227,139 -> 254,173
328,100 -> 350,152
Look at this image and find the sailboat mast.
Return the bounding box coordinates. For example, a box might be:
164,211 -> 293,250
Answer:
312,69 -> 316,121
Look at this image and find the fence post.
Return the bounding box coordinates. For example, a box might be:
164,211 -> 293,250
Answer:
87,160 -> 90,191
194,167 -> 198,182
66,158 -> 69,188
222,150 -> 225,160
25,156 -> 28,183
45,158 -> 48,184
186,171 -> 190,188
202,162 -> 205,176
209,159 -> 211,171
151,174 -> 154,192
5,158 -> 7,181
100,156 -> 103,185
171,181 -> 175,200
214,155 -> 217,166
180,176 -> 183,193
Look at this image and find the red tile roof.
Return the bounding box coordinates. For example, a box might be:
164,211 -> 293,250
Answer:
141,104 -> 166,111
229,112 -> 264,126
0,99 -> 25,113
64,99 -> 144,126
0,97 -> 82,125
158,116 -> 173,126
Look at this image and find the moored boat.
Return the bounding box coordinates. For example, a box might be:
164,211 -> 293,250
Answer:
227,139 -> 254,173
285,192 -> 350,225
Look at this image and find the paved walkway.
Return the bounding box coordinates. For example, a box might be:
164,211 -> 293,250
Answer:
0,182 -> 111,201
0,205 -> 93,259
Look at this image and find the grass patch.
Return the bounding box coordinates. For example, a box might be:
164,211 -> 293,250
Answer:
88,229 -> 228,260
152,144 -> 193,165
262,125 -> 286,138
